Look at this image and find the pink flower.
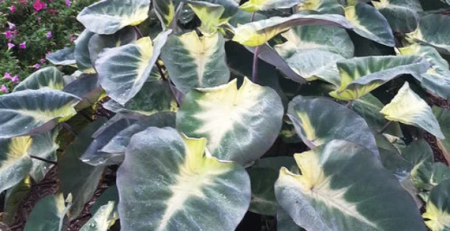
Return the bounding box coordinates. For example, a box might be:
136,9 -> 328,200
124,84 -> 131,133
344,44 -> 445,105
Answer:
66,0 -> 71,6
37,17 -> 41,22
8,5 -> 16,13
70,37 -> 75,43
11,75 -> 19,82
8,23 -> 15,30
33,63 -> 40,69
19,42 -> 26,49
46,31 -> 52,39
5,31 -> 13,39
7,43 -> 15,50
1,85 -> 8,93
40,58 -> 46,63
33,0 -> 46,11
20,0 -> 26,4
3,72 -> 12,80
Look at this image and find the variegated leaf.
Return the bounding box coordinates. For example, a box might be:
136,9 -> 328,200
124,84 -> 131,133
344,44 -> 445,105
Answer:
46,47 -> 76,66
295,0 -> 344,14
407,14 -> 450,54
97,31 -> 171,105
177,78 -> 283,165
400,139 -> 434,190
345,3 -> 394,47
275,140 -> 426,231
14,67 -> 65,92
62,74 -> 103,111
433,106 -> 450,164
117,127 -> 250,231
372,0 -> 422,33
330,56 -> 429,100
381,82 -> 444,139
154,0 -> 175,29
275,25 -> 354,59
23,194 -> 70,231
29,129 -> 59,182
0,136 -> 32,193
288,96 -> 379,156
80,201 -> 115,231
0,88 -> 80,139
423,179 -> 450,231
77,0 -> 150,35
88,27 -> 138,64
74,29 -> 96,73
161,31 -> 230,94
398,44 -> 450,100
232,13 -> 353,47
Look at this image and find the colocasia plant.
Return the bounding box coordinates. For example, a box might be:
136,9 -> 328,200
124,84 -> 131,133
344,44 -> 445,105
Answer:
2,0 -> 450,230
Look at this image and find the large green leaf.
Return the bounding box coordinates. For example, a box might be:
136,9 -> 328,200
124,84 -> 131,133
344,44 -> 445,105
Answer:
102,112 -> 176,154
275,140 -> 426,231
372,0 -> 422,33
177,78 -> 283,165
103,77 -> 177,116
287,96 -> 379,156
423,179 -> 450,231
431,163 -> 450,186
351,94 -> 403,136
13,67 -> 65,92
433,106 -> 450,164
29,128 -> 60,182
0,136 -> 32,193
187,1 -> 227,34
62,74 -> 103,110
186,0 -> 239,19
3,177 -> 31,225
80,201 -> 115,231
154,0 -> 175,29
77,0 -> 150,35
381,82 -> 445,139
74,29 -> 95,73
97,31 -> 171,105
0,88 -> 80,139
23,194 -> 70,231
90,185 -> 119,222
161,31 -> 230,94
400,139 -> 434,190
329,56 -> 429,100
58,118 -> 106,219
398,44 -> 450,100
277,207 -> 305,231
345,3 -> 394,47
81,114 -> 137,166
240,0 -> 301,12
88,27 -> 138,64
407,14 -> 450,54
46,47 -> 76,66
247,168 -> 278,215
232,13 -> 353,47
117,127 -> 250,231
275,25 -> 354,59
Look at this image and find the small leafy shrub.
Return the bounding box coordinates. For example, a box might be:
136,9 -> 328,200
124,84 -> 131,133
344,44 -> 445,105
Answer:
0,0 -> 96,93
2,0 -> 450,230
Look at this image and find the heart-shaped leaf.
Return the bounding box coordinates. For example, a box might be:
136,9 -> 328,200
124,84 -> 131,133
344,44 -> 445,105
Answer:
296,0 -> 344,14
287,96 -> 379,156
29,128 -> 59,182
232,13 -> 353,47
372,0 -> 422,33
62,74 -> 103,111
398,44 -> 450,100
0,136 -> 32,193
330,56 -> 430,100
407,14 -> 450,54
177,78 -> 283,165
154,0 -> 176,29
77,0 -> 150,35
117,127 -> 250,231
97,31 -> 171,105
74,29 -> 96,73
161,31 -> 230,94
345,3 -> 395,46
433,106 -> 450,164
13,67 -> 65,92
275,140 -> 426,231
80,201 -> 115,231
23,194 -> 70,231
240,0 -> 301,12
46,47 -> 76,66
58,118 -> 106,219
381,82 -> 445,139
400,139 -> 434,190
0,88 -> 80,139
88,27 -> 138,64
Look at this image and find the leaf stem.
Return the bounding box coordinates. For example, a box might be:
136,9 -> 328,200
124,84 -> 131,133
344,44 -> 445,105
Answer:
29,155 -> 57,165
134,26 -> 143,38
346,100 -> 353,108
252,45 -> 260,83
378,121 -> 393,134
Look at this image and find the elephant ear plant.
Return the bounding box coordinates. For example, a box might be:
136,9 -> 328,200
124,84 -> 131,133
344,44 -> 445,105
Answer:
3,0 -> 450,230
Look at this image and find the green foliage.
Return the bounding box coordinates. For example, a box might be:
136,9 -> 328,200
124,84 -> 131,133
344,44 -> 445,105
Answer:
2,0 -> 450,230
